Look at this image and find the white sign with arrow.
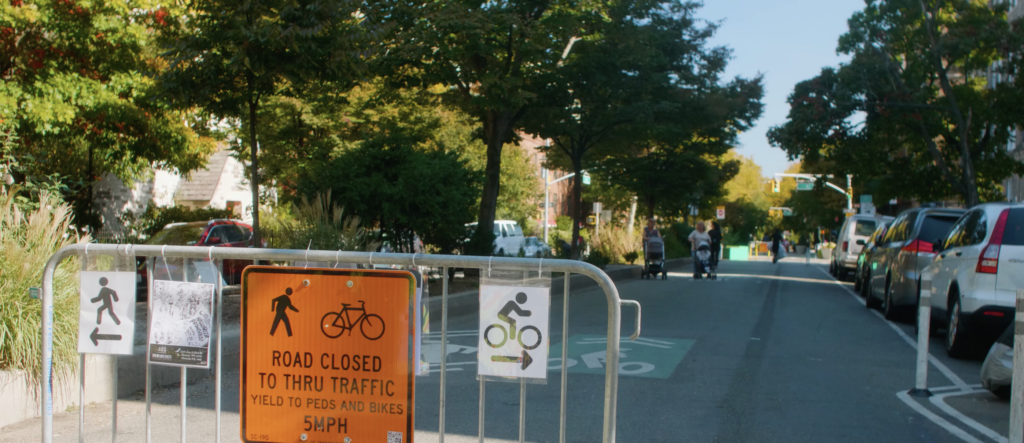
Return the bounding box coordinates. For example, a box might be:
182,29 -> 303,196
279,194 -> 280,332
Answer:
78,271 -> 137,355
477,285 -> 549,380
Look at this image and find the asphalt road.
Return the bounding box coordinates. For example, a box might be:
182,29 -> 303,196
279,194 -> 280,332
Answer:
2,258 -> 1013,442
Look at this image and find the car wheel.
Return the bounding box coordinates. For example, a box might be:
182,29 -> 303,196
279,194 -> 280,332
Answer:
829,261 -> 836,276
945,293 -> 975,359
865,278 -> 882,309
854,271 -> 862,292
498,248 -> 505,256
883,280 -> 900,321
993,386 -> 1012,400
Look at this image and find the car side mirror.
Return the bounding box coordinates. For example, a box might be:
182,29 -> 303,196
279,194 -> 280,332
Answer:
933,238 -> 944,252
207,236 -> 222,245
856,239 -> 866,246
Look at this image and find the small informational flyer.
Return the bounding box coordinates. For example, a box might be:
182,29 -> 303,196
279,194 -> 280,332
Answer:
148,279 -> 216,368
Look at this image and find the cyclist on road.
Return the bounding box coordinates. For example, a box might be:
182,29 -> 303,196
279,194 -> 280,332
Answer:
497,292 -> 532,339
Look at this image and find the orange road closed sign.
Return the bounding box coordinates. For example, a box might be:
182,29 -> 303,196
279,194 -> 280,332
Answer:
240,267 -> 415,443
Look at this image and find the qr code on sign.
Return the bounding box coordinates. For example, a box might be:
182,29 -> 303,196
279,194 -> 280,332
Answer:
387,431 -> 403,443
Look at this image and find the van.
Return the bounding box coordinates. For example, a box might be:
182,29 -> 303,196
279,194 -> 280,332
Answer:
831,214 -> 895,280
464,220 -> 526,256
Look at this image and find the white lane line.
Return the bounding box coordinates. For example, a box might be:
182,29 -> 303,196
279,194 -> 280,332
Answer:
931,390 -> 1009,443
813,266 -> 970,391
897,391 -> 986,443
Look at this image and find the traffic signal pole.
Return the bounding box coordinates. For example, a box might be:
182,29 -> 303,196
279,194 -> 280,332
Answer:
774,173 -> 853,211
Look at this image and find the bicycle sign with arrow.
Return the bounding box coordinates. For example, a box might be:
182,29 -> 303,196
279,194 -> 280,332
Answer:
478,285 -> 549,380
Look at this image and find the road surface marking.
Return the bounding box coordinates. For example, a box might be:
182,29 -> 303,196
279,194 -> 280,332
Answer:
897,390 -> 985,443
930,390 -> 1008,443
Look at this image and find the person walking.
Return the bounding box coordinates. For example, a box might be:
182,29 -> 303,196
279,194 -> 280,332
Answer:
642,218 -> 662,249
708,221 -> 723,269
688,221 -> 712,279
771,228 -> 783,264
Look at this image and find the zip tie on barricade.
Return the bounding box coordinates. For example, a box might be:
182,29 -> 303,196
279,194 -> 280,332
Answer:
304,240 -> 312,269
539,257 -> 543,276
411,253 -> 418,268
488,256 -> 493,277
84,243 -> 90,256
208,246 -> 214,261
123,244 -> 132,256
369,252 -> 374,268
335,250 -> 341,268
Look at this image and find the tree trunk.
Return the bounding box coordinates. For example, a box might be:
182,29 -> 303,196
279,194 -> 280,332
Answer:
571,155 -> 583,260
248,99 -> 262,248
477,135 -> 502,245
644,195 -> 655,219
627,196 -> 638,235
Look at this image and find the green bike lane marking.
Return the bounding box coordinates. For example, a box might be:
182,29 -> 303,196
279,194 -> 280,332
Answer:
548,334 -> 695,379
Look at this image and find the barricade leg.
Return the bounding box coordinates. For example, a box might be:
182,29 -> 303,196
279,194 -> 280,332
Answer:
112,360 -> 118,443
215,259 -> 223,443
519,378 -> 526,443
145,258 -> 154,443
79,354 -> 85,443
559,274 -> 570,443
1009,289 -> 1024,442
478,379 -> 486,443
180,368 -> 187,442
439,267 -> 449,443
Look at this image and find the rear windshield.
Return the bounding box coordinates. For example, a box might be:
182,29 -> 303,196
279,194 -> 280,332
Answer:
916,215 -> 959,242
146,225 -> 205,246
854,220 -> 876,236
1002,208 -> 1024,246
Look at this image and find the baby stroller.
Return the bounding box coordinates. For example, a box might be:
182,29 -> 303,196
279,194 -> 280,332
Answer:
695,241 -> 717,280
642,236 -> 667,280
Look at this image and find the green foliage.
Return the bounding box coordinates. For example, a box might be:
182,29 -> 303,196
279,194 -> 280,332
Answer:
583,249 -> 611,269
157,0 -> 366,242
623,250 -> 639,265
722,199 -> 769,244
1,0 -> 215,229
296,131 -> 481,254
768,0 -> 1024,207
593,227 -> 640,264
662,225 -> 690,260
556,216 -> 573,232
0,188 -> 84,381
261,193 -> 378,252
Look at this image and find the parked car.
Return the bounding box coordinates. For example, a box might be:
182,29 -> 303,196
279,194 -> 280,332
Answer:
522,237 -> 551,257
465,220 -> 526,256
864,206 -> 964,320
980,324 -> 1013,399
854,221 -> 891,293
919,203 -> 1024,357
831,214 -> 895,280
139,220 -> 256,297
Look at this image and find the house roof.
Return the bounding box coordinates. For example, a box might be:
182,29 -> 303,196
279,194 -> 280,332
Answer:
175,148 -> 231,202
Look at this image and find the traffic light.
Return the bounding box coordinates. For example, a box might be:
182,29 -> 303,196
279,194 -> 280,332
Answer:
772,179 -> 780,193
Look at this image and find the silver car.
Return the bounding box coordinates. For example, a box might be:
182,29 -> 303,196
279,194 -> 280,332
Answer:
980,324 -> 1013,399
864,207 -> 964,320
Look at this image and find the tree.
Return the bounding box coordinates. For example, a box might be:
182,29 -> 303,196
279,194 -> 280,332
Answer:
1,0 -> 214,229
157,0 -> 365,246
526,0 -> 762,256
769,0 -> 1024,207
369,0 -> 595,252
295,131 -> 481,254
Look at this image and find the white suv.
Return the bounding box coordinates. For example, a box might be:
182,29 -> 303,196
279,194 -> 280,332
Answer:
465,220 -> 526,256
921,203 -> 1024,358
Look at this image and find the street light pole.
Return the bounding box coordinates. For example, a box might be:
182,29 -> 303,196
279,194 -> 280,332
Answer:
543,168 -> 550,244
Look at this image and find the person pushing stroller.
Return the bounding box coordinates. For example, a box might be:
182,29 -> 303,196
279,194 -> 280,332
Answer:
689,222 -> 713,280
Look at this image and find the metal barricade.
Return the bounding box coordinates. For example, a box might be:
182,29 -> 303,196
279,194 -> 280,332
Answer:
39,244 -> 639,443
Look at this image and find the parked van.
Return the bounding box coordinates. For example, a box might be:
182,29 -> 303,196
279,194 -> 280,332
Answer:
465,220 -> 526,256
831,214 -> 895,280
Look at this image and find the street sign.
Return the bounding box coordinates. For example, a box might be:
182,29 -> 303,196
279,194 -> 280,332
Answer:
148,280 -> 215,368
844,209 -> 857,217
593,202 -> 602,213
78,271 -> 137,355
240,267 -> 415,443
549,334 -> 694,379
716,206 -> 725,220
582,173 -> 591,185
782,209 -> 793,217
796,182 -> 814,191
860,194 -> 872,204
478,285 -> 550,380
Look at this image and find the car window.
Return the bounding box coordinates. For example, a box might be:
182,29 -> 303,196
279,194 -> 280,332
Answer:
916,214 -> 959,244
968,212 -> 988,246
854,220 -> 876,236
223,225 -> 247,243
146,225 -> 206,246
1003,208 -> 1024,246
882,216 -> 903,244
238,225 -> 252,241
513,224 -> 523,237
943,215 -> 969,250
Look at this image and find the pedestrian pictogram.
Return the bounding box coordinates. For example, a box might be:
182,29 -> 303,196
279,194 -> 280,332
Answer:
78,270 -> 136,355
321,300 -> 386,340
92,277 -> 121,325
241,266 -> 415,443
271,287 -> 300,337
478,285 -> 549,380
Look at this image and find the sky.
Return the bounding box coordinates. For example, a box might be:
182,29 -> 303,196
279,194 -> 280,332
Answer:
695,0 -> 867,177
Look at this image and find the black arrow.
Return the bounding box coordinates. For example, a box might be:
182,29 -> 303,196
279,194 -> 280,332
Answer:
491,350 -> 533,370
90,327 -> 122,346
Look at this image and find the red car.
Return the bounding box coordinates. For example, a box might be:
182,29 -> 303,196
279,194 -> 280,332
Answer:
138,220 -> 257,297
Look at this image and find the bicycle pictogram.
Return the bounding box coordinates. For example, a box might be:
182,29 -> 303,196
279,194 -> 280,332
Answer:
320,300 -> 385,340
484,292 -> 542,351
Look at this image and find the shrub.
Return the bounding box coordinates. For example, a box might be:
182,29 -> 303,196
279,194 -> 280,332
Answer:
593,227 -> 641,264
262,192 -> 378,252
0,188 -> 85,382
623,251 -> 639,265
583,249 -> 611,269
